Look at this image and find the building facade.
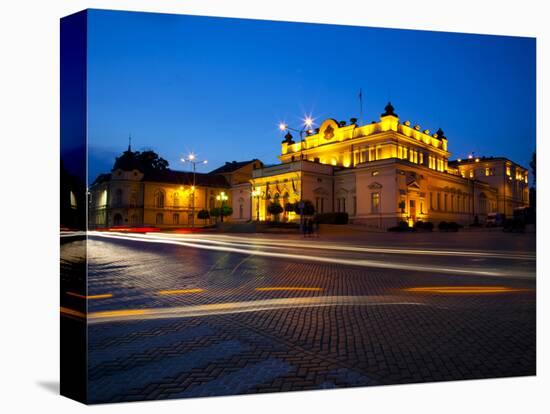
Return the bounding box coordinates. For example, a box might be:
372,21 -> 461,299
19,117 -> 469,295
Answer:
249,103 -> 529,228
90,104 -> 529,229
88,147 -> 262,228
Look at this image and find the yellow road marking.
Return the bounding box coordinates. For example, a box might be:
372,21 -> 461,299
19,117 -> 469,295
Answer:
66,292 -> 113,300
255,287 -> 322,292
157,288 -> 205,295
404,286 -> 530,294
90,309 -> 151,318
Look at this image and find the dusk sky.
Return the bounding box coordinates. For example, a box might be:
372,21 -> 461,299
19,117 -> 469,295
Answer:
87,9 -> 536,183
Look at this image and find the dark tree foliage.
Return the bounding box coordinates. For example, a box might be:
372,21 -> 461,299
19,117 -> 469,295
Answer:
135,150 -> 169,172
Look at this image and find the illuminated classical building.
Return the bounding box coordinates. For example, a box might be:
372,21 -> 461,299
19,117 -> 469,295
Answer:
88,145 -> 262,228
248,103 -> 529,227
90,103 -> 529,229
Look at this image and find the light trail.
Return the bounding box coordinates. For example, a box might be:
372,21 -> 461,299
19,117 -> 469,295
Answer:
66,292 -> 113,300
85,295 -> 429,324
140,232 -> 535,261
89,232 -> 533,278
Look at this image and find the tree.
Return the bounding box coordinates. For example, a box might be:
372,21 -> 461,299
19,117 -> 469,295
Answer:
220,205 -> 233,221
267,202 -> 284,220
136,150 -> 169,172
197,209 -> 210,225
210,207 -> 221,222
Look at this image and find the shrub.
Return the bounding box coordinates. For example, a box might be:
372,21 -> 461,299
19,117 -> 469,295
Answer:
414,221 -> 434,231
439,221 -> 462,232
388,221 -> 411,232
197,209 -> 210,220
314,212 -> 349,225
209,207 -> 221,218
267,202 -> 284,216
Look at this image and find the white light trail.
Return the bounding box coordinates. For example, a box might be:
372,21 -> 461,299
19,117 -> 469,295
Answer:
88,232 -> 533,278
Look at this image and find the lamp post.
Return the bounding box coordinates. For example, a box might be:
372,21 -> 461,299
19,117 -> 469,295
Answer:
181,153 -> 208,228
251,187 -> 261,221
278,116 -> 315,161
278,117 -> 314,233
216,191 -> 228,223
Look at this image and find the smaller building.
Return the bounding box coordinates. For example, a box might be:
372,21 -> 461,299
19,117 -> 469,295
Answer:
88,146 -> 262,228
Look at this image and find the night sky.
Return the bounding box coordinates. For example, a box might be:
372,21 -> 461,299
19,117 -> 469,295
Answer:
87,9 -> 536,183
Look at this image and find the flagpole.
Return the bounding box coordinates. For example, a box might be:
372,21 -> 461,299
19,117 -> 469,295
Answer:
359,88 -> 363,125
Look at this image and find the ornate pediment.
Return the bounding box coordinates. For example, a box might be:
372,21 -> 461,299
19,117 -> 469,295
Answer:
368,182 -> 383,190
407,180 -> 421,189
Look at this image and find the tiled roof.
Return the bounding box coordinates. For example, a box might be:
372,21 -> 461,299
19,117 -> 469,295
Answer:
208,159 -> 260,175
143,169 -> 230,187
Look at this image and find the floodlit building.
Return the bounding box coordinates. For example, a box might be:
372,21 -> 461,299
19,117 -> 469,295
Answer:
89,103 -> 530,229
249,103 -> 529,228
88,145 -> 262,228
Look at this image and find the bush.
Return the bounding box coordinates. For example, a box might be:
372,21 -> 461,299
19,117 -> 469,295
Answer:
267,202 -> 284,216
388,221 -> 411,232
414,221 -> 434,231
314,212 -> 349,225
197,209 -> 210,220
439,221 -> 462,232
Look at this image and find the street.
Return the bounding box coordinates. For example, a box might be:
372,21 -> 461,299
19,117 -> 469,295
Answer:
61,230 -> 536,403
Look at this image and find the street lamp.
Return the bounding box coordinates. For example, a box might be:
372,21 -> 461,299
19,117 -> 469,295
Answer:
181,153 -> 208,228
278,115 -> 315,147
216,191 -> 229,223
251,187 -> 261,221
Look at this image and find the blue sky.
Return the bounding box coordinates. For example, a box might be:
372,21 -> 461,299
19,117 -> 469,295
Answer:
87,9 -> 536,183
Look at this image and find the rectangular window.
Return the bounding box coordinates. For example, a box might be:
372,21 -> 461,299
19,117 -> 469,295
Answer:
371,192 -> 380,214
173,213 -> 179,225
430,192 -> 434,210
353,196 -> 357,216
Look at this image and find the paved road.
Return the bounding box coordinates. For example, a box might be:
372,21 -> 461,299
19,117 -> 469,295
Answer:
61,231 -> 536,403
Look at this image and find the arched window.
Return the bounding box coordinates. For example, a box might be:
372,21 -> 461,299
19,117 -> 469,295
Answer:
209,196 -> 215,210
173,192 -> 180,207
130,214 -> 139,226
154,190 -> 165,208
156,213 -> 164,225
115,188 -> 123,207
239,204 -> 244,219
129,190 -> 138,207
113,213 -> 123,226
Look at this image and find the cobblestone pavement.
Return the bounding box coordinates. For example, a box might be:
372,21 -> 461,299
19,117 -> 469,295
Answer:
62,232 -> 536,403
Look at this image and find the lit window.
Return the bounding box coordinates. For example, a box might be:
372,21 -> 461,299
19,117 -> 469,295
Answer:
469,170 -> 474,178
506,166 -> 511,176
485,167 -> 490,176
371,192 -> 380,213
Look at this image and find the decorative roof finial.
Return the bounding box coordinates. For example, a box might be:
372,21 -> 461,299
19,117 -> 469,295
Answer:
381,102 -> 397,117
282,131 -> 295,144
128,133 -> 132,152
435,128 -> 445,139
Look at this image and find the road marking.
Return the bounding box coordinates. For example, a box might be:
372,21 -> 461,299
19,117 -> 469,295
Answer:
89,232 -> 533,278
86,295 -> 428,324
66,292 -> 113,300
158,288 -> 205,295
404,286 -> 531,294
255,287 -> 322,292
